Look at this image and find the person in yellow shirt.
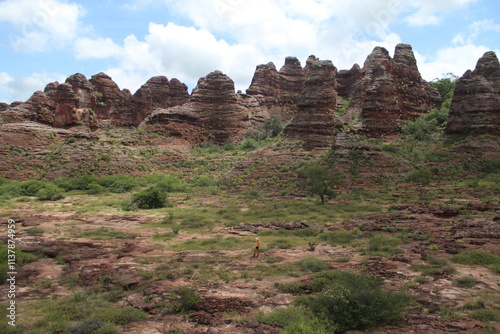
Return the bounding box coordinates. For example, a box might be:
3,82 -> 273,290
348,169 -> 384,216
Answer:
253,237 -> 261,257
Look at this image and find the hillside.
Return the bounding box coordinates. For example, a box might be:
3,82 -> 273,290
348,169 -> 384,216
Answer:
0,44 -> 499,334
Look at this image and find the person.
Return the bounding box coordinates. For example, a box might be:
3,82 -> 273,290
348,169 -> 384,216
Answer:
253,237 -> 261,257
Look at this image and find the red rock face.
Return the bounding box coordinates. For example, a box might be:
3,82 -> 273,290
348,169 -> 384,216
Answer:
285,60 -> 337,150
446,51 -> 500,136
393,43 -> 442,119
143,70 -> 248,144
340,44 -> 441,137
131,76 -> 189,126
246,57 -> 306,121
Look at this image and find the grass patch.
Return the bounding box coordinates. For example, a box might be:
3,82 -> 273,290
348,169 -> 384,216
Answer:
4,290 -> 146,334
452,251 -> 500,266
77,228 -> 137,240
454,276 -> 477,288
470,309 -> 500,322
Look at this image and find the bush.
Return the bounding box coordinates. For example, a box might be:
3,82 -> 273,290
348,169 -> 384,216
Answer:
55,175 -> 97,191
141,173 -> 187,192
128,186 -> 171,210
37,183 -> 65,201
298,256 -> 327,273
166,287 -> 200,313
298,270 -> 412,333
454,276 -> 477,288
97,174 -> 138,193
239,138 -> 259,151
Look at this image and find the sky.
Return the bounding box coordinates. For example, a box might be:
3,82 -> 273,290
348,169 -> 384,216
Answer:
0,0 -> 499,103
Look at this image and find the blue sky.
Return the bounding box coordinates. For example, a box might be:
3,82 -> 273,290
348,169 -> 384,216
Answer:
0,0 -> 499,103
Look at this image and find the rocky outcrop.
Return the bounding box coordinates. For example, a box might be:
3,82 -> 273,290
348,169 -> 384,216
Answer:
446,51 -> 500,136
246,57 -> 306,121
285,60 -> 337,150
360,47 -> 402,137
338,44 -> 441,137
131,76 -> 189,126
143,70 -> 251,144
0,72 -> 190,129
393,43 -> 442,119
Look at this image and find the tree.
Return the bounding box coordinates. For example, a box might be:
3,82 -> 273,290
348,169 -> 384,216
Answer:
297,165 -> 341,204
408,168 -> 432,200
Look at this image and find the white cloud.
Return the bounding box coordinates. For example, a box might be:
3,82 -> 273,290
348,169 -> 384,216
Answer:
0,72 -> 65,103
0,0 -> 84,52
452,19 -> 500,45
405,0 -> 479,26
416,44 -> 497,81
74,37 -> 123,59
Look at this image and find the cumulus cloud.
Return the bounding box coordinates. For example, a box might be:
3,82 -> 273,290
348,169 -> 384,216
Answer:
0,0 -> 85,52
452,19 -> 500,45
0,72 -> 65,103
74,37 -> 123,59
416,44 -> 494,81
405,0 -> 479,26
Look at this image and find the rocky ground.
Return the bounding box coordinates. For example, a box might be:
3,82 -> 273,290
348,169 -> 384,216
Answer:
0,191 -> 499,333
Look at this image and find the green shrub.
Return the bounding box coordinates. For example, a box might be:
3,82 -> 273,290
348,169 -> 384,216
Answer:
128,186 -> 171,210
97,174 -> 138,193
55,175 -> 97,191
239,138 -> 259,151
298,270 -> 412,333
21,180 -> 46,196
37,183 -> 65,201
269,239 -> 294,249
365,233 -> 403,257
452,251 -> 500,266
0,180 -> 23,197
470,309 -> 500,322
166,287 -> 200,313
298,256 -> 327,273
87,182 -> 106,195
190,176 -> 218,187
454,276 -> 477,288
141,173 -> 187,192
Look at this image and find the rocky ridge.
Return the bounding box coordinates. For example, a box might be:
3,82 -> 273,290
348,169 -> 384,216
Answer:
1,44 -> 498,152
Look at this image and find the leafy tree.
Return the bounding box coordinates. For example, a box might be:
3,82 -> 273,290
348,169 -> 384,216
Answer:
430,73 -> 458,102
128,186 -> 170,210
297,165 -> 341,204
408,168 -> 432,199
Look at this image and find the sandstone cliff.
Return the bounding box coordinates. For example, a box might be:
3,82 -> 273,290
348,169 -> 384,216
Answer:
337,44 -> 441,137
0,73 -> 189,129
446,51 -> 500,136
143,70 -> 254,144
284,60 -> 337,150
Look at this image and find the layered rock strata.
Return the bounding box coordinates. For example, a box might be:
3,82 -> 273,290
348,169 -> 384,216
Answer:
143,71 -> 252,144
337,44 -> 441,137
445,51 -> 500,136
285,60 -> 337,150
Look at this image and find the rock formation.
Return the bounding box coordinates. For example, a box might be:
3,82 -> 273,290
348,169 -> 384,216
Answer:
143,70 -> 251,144
0,72 -> 190,129
446,51 -> 500,136
285,60 -> 337,150
337,44 -> 441,137
246,57 -> 306,121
